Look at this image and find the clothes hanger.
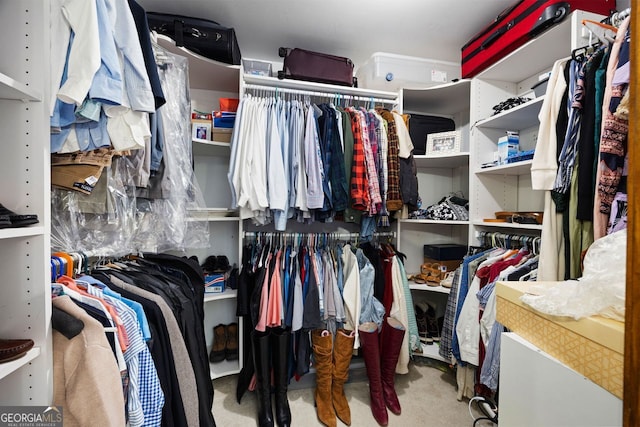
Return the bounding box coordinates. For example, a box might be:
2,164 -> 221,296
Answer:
581,19 -> 617,46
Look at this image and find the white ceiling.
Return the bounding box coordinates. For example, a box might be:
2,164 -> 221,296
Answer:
137,0 -> 527,71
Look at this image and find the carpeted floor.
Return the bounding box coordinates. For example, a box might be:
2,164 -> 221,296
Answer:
211,358 -> 490,426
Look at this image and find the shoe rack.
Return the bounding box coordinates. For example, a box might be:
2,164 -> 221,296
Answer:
398,80 -> 471,362
0,0 -> 52,405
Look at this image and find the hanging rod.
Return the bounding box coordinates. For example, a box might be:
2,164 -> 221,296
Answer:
242,231 -> 396,240
476,231 -> 540,253
243,84 -> 398,105
608,7 -> 631,27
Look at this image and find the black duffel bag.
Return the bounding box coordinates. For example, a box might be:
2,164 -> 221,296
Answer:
147,12 -> 241,65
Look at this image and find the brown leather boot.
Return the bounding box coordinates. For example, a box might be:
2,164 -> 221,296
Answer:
332,329 -> 355,425
225,323 -> 239,360
311,329 -> 335,427
209,324 -> 226,363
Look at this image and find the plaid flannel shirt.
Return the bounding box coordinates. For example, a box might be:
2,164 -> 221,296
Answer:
378,108 -> 403,211
357,110 -> 382,215
348,108 -> 369,211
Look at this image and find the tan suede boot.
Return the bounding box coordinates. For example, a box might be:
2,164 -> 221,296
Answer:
332,329 -> 355,425
312,329 -> 336,427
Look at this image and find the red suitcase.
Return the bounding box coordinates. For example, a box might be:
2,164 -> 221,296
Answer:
277,47 -> 357,87
461,0 -> 613,78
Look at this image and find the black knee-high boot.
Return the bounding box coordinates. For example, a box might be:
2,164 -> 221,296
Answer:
272,327 -> 292,427
252,330 -> 274,427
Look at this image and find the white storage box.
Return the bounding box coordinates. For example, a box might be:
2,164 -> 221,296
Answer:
356,52 -> 460,91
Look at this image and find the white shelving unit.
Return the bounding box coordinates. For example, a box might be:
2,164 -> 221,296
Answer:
192,138 -> 232,157
413,152 -> 470,169
468,10 -> 603,242
398,80 -> 471,358
408,283 -> 451,295
398,79 -> 471,279
0,0 -> 51,405
154,34 -> 245,379
413,342 -> 447,363
398,11 -> 605,362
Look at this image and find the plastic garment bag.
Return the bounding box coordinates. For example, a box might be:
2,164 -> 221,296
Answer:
520,229 -> 626,321
52,44 -> 208,257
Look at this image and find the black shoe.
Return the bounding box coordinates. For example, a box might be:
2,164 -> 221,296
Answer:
415,303 -> 433,345
425,302 -> 441,342
0,204 -> 38,229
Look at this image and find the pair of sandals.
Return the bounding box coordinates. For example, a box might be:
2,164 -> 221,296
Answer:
412,263 -> 444,287
411,264 -> 457,288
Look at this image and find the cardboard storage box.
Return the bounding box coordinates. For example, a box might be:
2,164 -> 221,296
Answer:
212,128 -> 232,143
496,281 -> 624,399
204,273 -> 226,293
423,243 -> 467,260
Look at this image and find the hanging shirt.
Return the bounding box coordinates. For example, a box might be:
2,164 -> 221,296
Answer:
357,110 -> 382,215
255,252 -> 272,332
291,250 -> 304,331
341,244 -> 362,348
292,101 -> 310,216
377,109 -> 403,211
266,249 -> 283,327
102,0 -> 155,113
267,100 -> 288,229
54,0 -> 101,107
305,105 -> 325,209
348,109 -> 370,212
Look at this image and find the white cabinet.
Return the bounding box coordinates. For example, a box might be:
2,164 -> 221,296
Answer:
0,1 -> 52,405
500,333 -> 622,426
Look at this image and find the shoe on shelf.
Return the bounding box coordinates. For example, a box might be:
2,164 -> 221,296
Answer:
414,303 -> 433,345
0,204 -> 38,229
225,323 -> 239,360
209,324 -> 227,363
421,263 -> 443,286
440,271 -> 455,288
0,339 -> 35,363
425,302 -> 441,343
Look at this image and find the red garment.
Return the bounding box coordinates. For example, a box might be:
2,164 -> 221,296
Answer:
380,245 -> 395,318
348,109 -> 369,211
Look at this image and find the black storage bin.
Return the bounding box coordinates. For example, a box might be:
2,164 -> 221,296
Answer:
423,243 -> 467,261
408,114 -> 455,155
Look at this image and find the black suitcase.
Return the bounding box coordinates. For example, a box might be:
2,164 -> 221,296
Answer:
408,114 -> 456,155
277,47 -> 357,87
147,12 -> 241,65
